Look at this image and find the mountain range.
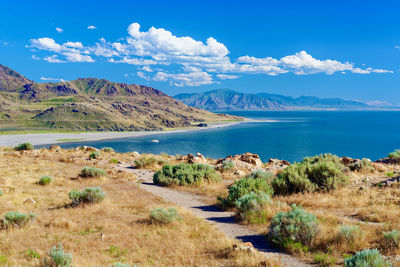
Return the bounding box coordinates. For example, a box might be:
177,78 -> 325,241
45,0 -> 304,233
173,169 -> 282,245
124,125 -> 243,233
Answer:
0,64 -> 236,132
175,89 -> 386,111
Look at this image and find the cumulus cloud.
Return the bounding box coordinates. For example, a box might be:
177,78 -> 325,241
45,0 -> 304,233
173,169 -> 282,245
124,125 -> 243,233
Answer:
29,22 -> 393,86
40,77 -> 65,82
216,74 -> 240,80
87,25 -> 96,30
30,37 -> 94,63
56,27 -> 63,33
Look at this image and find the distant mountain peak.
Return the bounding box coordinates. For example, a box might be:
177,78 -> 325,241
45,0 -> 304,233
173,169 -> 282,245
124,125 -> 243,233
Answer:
175,88 -> 376,111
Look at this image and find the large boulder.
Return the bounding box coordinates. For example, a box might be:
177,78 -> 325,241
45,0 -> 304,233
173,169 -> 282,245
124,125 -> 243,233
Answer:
216,153 -> 263,170
187,153 -> 207,164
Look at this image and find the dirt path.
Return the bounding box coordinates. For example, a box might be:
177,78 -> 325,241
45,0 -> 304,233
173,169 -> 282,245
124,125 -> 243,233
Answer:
119,164 -> 310,267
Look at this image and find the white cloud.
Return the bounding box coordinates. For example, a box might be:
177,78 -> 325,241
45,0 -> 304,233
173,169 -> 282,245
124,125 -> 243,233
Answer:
141,66 -> 153,72
216,74 -> 240,80
152,69 -> 214,86
56,27 -> 63,33
31,55 -> 40,60
43,55 -> 65,63
29,22 -> 393,86
63,41 -> 84,48
87,25 -> 96,30
63,52 -> 94,62
40,77 -> 65,82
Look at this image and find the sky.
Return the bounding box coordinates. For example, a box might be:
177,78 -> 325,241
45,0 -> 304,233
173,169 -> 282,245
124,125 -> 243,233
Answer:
1,0 -> 400,105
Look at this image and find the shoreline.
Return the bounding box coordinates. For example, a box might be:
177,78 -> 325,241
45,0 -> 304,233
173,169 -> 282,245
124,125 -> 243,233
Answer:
0,119 -> 264,147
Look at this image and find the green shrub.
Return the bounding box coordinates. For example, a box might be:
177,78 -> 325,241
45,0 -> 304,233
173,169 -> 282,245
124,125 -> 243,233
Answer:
38,176 -> 52,186
386,172 -> 395,177
89,151 -> 100,159
222,160 -> 235,171
109,158 -> 119,164
44,244 -> 72,267
26,249 -> 41,260
153,163 -> 221,186
69,187 -> 105,205
382,230 -> 399,251
235,191 -> 271,222
348,158 -> 374,172
344,249 -> 392,267
247,170 -> 275,180
272,153 -> 348,195
79,166 -> 106,178
388,150 -> 400,163
217,172 -> 273,208
269,205 -> 319,247
0,190 -> 3,197
135,157 -> 167,168
339,225 -> 363,244
101,147 -> 114,152
150,207 -> 179,224
14,142 -> 34,151
2,211 -> 35,228
0,254 -> 7,264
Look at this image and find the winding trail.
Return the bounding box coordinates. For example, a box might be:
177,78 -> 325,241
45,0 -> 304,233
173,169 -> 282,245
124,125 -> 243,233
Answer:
118,164 -> 310,267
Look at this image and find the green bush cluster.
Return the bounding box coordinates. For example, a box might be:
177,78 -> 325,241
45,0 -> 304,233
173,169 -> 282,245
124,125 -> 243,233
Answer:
153,163 -> 221,186
38,176 -> 52,186
339,225 -> 363,244
109,158 -> 119,164
272,153 -> 348,195
150,207 -> 179,224
44,244 -> 72,267
79,166 -> 106,178
101,147 -> 114,152
217,171 -> 273,208
0,190 -> 3,197
221,160 -> 235,171
388,150 -> 400,164
2,211 -> 36,229
344,249 -> 392,267
69,187 -> 105,205
14,142 -> 34,151
269,205 -> 319,247
135,157 -> 167,168
89,151 -> 100,159
382,230 -> 399,251
348,158 -> 374,172
235,191 -> 271,222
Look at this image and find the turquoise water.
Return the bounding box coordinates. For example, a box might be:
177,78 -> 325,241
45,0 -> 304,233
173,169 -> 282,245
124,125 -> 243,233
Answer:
49,111 -> 400,162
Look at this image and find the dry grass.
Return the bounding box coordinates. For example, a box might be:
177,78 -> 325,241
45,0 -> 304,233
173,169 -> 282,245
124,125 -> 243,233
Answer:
0,148 -> 278,266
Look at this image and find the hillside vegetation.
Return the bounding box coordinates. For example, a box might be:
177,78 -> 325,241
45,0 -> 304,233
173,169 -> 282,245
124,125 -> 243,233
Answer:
0,64 -> 238,132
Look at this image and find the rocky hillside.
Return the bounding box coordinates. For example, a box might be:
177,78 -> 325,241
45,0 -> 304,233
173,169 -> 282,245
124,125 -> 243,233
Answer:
0,64 -> 237,131
175,89 -> 374,111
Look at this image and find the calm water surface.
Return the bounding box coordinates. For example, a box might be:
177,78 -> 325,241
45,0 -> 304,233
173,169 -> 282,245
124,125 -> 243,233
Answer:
48,111 -> 400,162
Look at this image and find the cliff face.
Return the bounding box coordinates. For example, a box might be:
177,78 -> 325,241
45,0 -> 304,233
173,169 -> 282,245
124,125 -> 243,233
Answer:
0,64 -> 237,131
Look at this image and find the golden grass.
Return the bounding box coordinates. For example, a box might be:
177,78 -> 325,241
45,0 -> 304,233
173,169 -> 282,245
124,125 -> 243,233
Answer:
0,148 -> 279,266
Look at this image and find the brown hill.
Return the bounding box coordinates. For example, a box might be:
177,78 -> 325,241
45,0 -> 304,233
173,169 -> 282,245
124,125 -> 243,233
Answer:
0,64 -> 239,131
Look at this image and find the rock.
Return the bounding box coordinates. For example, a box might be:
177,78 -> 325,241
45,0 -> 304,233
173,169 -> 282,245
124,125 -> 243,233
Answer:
216,153 -> 263,170
233,242 -> 256,253
233,170 -> 246,177
187,153 -> 207,164
24,197 -> 36,204
49,145 -> 61,152
132,151 -> 140,157
76,146 -> 98,152
341,157 -> 357,166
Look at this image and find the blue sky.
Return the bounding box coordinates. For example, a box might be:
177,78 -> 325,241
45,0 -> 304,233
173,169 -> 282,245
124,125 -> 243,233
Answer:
1,0 -> 400,105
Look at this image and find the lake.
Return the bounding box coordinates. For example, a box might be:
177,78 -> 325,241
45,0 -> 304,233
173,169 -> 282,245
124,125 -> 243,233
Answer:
49,111 -> 400,162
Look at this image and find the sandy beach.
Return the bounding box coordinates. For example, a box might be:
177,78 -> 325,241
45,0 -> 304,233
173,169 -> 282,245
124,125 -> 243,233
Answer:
0,120 -> 251,147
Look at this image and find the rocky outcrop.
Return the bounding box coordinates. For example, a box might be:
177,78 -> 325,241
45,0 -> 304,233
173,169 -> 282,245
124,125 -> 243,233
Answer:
265,158 -> 291,173
216,153 -> 263,170
187,153 -> 207,164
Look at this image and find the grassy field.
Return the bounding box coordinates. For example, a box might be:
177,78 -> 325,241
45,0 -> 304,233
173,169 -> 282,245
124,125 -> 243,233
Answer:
0,147 -> 276,266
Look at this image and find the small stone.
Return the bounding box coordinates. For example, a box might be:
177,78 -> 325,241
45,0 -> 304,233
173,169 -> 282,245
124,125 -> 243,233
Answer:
24,197 -> 36,204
